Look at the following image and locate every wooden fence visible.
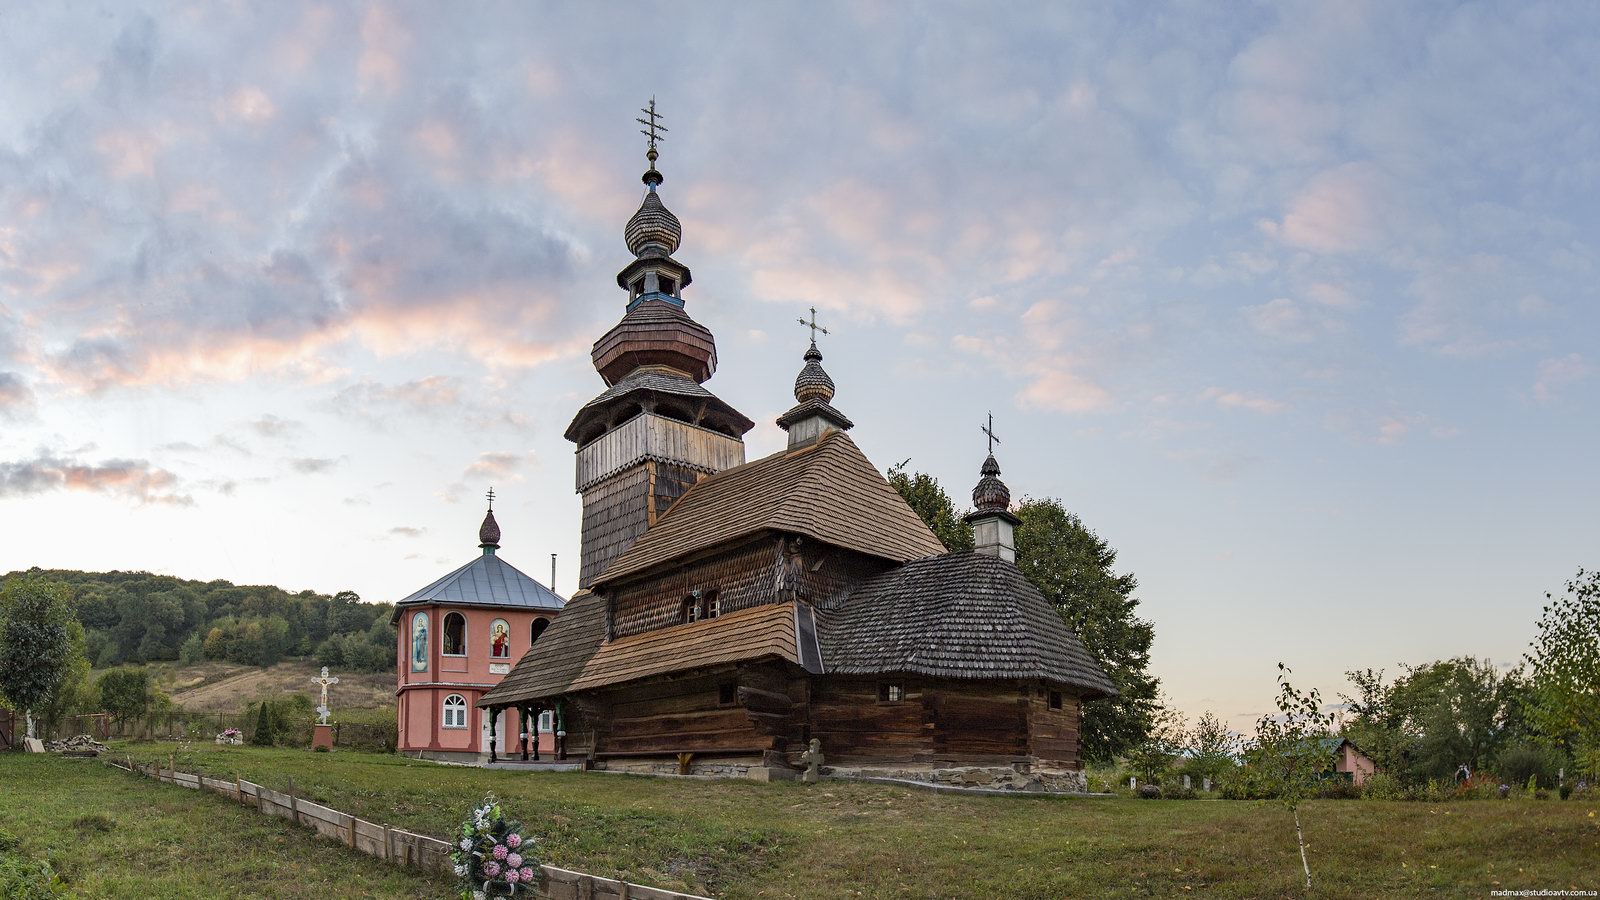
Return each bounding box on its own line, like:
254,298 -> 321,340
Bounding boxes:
102,756 -> 711,900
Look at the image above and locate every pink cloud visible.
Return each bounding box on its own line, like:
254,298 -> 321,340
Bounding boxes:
1016,369 -> 1112,414
1271,163 -> 1389,254
1200,386 -> 1286,414
1533,353 -> 1591,404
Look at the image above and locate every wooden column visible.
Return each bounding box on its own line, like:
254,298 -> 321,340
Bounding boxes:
520,707 -> 531,762
531,704 -> 541,761
488,706 -> 499,764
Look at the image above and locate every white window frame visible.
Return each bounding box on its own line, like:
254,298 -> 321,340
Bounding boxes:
442,693 -> 468,729
442,611 -> 468,657
538,710 -> 555,733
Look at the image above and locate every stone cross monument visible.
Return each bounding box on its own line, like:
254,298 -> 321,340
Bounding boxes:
312,666 -> 340,726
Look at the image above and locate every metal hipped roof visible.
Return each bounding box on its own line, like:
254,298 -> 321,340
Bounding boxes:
396,553 -> 566,612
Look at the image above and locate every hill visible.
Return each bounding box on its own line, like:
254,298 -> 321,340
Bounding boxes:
2,568 -> 395,673
141,658 -> 397,712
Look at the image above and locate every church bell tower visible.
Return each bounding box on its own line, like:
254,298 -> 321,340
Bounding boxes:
566,101 -> 753,589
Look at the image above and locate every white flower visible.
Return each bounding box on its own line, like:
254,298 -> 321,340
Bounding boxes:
472,892 -> 487,900
459,837 -> 474,852
453,864 -> 468,877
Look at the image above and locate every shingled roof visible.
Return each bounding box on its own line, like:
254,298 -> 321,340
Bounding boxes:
592,431 -> 946,587
815,552 -> 1118,698
479,596 -> 804,706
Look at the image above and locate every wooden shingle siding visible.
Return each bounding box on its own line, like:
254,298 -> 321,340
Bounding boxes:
610,536 -> 780,637
579,466 -> 652,589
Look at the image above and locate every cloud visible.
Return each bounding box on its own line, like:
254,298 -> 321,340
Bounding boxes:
249,415 -> 303,439
0,450 -> 191,505
1015,369 -> 1113,414
1533,353 -> 1591,404
289,457 -> 341,474
463,451 -> 529,481
389,526 -> 426,538
332,376 -> 464,418
0,373 -> 35,420
1268,163 -> 1392,255
1200,387 -> 1286,414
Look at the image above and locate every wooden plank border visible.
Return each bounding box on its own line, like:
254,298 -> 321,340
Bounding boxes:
100,757 -> 711,900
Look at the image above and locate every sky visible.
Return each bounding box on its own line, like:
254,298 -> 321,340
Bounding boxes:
1,1 -> 1597,735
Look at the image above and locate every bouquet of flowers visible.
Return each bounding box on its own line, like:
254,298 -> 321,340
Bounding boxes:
215,727 -> 243,745
451,794 -> 538,898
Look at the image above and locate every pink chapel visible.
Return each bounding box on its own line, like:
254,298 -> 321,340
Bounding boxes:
393,499 -> 566,762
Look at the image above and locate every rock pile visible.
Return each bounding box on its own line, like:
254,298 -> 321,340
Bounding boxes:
46,734 -> 108,755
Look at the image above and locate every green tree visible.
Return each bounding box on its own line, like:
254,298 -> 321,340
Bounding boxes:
1183,710 -> 1240,786
1245,664 -> 1337,891
1013,498 -> 1159,764
1525,568 -> 1600,777
36,619 -> 95,739
1126,702 -> 1185,785
96,667 -> 152,730
885,464 -> 973,551
1342,657 -> 1520,784
251,700 -> 274,746
0,577 -> 76,740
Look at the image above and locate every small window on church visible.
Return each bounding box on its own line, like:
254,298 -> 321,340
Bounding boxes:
443,612 -> 466,655
631,277 -> 645,298
682,596 -> 699,625
443,694 -> 467,729
530,617 -> 550,645
704,589 -> 721,619
719,682 -> 738,707
878,683 -> 904,703
659,277 -> 677,296
1050,691 -> 1063,711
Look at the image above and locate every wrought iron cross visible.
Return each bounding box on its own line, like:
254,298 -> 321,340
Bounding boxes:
486,487 -> 495,510
637,96 -> 668,150
797,306 -> 830,343
982,412 -> 1001,454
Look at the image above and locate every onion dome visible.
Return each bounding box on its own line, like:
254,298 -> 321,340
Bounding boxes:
625,190 -> 682,257
478,507 -> 501,551
971,454 -> 1012,514
793,341 -> 835,404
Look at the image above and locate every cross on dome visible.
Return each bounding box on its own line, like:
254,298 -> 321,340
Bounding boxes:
797,306 -> 831,343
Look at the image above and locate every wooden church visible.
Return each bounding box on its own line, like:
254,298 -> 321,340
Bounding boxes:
480,112 -> 1113,790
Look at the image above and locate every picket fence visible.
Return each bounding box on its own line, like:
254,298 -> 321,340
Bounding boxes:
103,756 -> 712,900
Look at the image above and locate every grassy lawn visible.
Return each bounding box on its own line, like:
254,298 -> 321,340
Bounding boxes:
79,743 -> 1600,898
0,753 -> 454,899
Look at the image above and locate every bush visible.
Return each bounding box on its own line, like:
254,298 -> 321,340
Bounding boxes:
1360,772 -> 1405,801
0,855 -> 64,899
1496,744 -> 1567,790
251,702 -> 273,746
1164,784 -> 1197,800
1316,777 -> 1360,800
1137,784 -> 1161,799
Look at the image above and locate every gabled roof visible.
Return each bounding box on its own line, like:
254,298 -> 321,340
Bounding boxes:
815,552 -> 1118,698
592,431 -> 946,587
479,596 -> 802,706
394,553 -> 565,615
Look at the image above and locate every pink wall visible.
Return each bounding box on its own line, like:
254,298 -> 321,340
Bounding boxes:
395,603 -> 558,754
1337,742 -> 1378,786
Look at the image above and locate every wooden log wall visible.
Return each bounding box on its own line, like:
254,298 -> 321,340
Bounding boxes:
809,678 -> 1046,768
1024,688 -> 1084,770
101,757 -> 711,900
594,666 -> 788,757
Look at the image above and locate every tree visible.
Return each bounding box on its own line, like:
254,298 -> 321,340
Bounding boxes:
1341,657 -> 1522,784
1184,710 -> 1240,785
251,700 -> 274,746
1013,498 -> 1159,763
885,465 -> 973,552
1246,664 -> 1337,891
1525,568 -> 1600,777
97,667 -> 152,730
1126,702 -> 1185,785
36,618 -> 95,739
885,469 -> 1160,763
0,577 -> 76,740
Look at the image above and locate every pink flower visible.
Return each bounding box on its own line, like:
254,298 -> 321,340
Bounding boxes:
520,866 -> 535,882
492,844 -> 508,861
504,868 -> 520,884
483,862 -> 501,878
505,833 -> 522,850
506,853 -> 523,869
